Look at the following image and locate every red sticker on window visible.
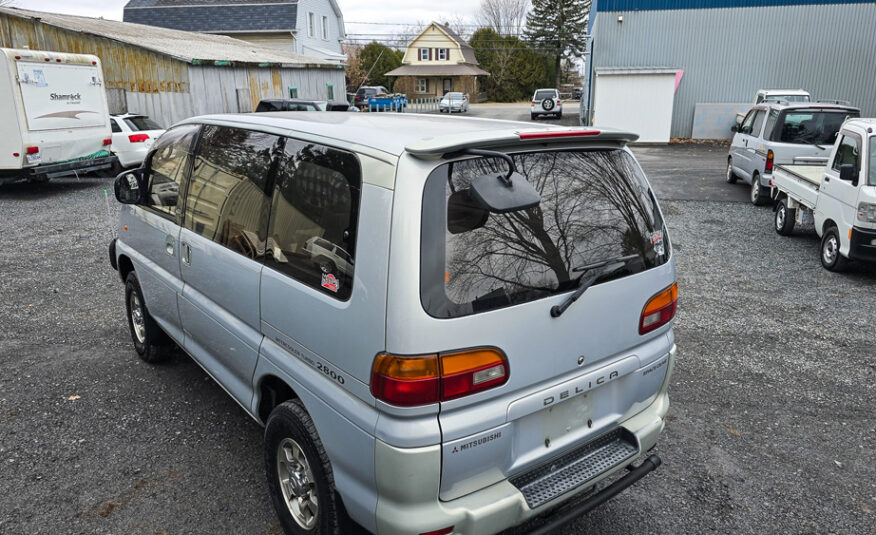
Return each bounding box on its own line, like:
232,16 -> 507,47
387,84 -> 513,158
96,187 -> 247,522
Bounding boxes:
321,273 -> 339,293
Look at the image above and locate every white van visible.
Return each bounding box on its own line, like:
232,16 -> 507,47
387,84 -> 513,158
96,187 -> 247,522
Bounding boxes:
0,48 -> 115,184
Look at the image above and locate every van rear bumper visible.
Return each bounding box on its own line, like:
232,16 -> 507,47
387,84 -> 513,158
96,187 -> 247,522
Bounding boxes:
373,345 -> 675,535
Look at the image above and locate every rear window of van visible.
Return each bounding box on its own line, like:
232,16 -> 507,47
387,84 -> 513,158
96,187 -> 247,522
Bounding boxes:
420,149 -> 669,318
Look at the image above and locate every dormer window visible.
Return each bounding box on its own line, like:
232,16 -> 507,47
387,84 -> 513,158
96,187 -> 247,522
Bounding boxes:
419,48 -> 429,61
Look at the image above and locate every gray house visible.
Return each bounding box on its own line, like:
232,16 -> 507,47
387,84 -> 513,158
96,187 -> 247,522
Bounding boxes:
123,0 -> 346,64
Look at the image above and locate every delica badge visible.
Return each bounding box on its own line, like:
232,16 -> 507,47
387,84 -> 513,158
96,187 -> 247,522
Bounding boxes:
651,231 -> 665,256
321,273 -> 339,293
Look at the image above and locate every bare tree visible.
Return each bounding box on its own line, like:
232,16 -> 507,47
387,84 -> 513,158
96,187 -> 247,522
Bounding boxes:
478,0 -> 530,36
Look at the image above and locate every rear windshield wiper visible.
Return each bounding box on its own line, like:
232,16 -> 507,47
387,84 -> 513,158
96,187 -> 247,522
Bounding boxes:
550,254 -> 641,318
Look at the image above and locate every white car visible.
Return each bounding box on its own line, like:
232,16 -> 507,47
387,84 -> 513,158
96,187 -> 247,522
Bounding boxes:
439,92 -> 469,113
110,114 -> 165,169
531,88 -> 562,120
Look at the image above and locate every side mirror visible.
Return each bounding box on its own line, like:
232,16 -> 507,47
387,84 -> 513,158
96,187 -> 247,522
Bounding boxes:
838,163 -> 858,185
730,124 -> 739,133
114,169 -> 145,204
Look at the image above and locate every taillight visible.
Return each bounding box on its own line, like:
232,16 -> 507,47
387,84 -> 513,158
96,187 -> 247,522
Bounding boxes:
765,149 -> 774,172
128,133 -> 149,143
371,348 -> 508,406
26,146 -> 39,154
420,528 -> 454,535
531,101 -> 536,106
639,282 -> 678,335
103,138 -> 112,146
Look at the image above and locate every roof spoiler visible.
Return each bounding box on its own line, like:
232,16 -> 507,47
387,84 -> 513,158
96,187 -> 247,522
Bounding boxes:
405,128 -> 639,160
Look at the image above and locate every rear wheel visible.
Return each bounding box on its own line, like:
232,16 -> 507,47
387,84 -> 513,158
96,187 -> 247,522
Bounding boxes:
820,226 -> 849,272
750,173 -> 767,206
124,271 -> 173,363
775,199 -> 796,236
266,400 -> 342,535
531,113 -> 537,120
726,158 -> 738,184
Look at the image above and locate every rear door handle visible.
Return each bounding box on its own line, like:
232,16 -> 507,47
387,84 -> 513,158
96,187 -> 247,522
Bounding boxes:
181,243 -> 192,265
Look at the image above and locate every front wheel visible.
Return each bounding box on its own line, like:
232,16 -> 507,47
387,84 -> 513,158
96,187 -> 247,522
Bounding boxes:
124,271 -> 173,363
750,173 -> 767,206
820,226 -> 849,272
266,400 -> 343,535
775,199 -> 796,236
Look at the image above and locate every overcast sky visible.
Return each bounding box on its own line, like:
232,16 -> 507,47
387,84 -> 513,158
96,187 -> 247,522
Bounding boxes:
8,1 -> 482,40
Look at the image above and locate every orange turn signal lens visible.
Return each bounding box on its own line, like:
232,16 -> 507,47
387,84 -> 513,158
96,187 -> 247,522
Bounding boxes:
640,282 -> 678,334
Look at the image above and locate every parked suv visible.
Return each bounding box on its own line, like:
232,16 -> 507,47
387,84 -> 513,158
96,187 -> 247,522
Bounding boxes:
531,88 -> 562,120
353,85 -> 390,108
728,101 -> 859,205
109,114 -> 677,535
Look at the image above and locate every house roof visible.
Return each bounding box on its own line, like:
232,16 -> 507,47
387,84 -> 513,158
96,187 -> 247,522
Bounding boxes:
124,0 -> 298,33
0,7 -> 337,67
431,22 -> 478,64
385,64 -> 489,77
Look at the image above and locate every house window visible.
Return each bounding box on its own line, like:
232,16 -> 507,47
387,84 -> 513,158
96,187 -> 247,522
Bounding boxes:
417,79 -> 429,93
327,83 -> 334,101
289,87 -> 298,98
308,12 -> 315,37
322,16 -> 328,39
419,48 -> 429,61
437,48 -> 447,61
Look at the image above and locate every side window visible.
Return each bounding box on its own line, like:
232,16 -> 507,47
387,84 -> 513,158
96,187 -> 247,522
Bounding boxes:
740,110 -> 757,134
145,125 -> 199,218
111,119 -> 122,133
831,135 -> 860,172
265,139 -> 361,300
764,110 -> 779,140
185,126 -> 278,260
750,110 -> 767,138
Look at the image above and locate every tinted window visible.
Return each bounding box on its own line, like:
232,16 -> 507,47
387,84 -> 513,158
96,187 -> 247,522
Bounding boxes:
145,125 -> 199,218
870,137 -> 876,186
124,116 -> 163,131
265,139 -> 361,300
831,135 -> 860,172
256,101 -> 282,112
777,110 -> 857,145
740,110 -> 757,134
185,126 -> 278,260
764,110 -> 779,139
750,110 -> 767,137
535,90 -> 556,100
111,119 -> 122,133
421,150 -> 669,318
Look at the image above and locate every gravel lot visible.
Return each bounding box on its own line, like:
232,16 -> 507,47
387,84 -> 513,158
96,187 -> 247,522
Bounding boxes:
1,144 -> 874,535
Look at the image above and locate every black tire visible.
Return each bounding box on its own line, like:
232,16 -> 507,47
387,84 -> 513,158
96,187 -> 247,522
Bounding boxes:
110,158 -> 124,177
265,400 -> 343,535
820,226 -> 849,272
542,99 -> 554,111
556,112 -> 563,120
775,198 -> 796,236
750,173 -> 767,206
531,113 -> 537,120
124,271 -> 172,363
726,158 -> 738,184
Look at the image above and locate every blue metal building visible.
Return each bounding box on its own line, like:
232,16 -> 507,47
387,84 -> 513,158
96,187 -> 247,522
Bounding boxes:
585,0 -> 876,138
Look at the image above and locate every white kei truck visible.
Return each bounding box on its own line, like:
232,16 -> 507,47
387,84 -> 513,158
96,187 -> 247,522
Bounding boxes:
770,118 -> 876,271
0,48 -> 116,185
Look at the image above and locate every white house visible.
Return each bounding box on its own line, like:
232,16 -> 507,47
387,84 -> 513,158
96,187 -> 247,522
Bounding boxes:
123,0 -> 346,64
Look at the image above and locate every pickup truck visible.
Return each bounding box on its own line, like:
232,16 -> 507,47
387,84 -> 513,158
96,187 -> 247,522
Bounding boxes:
769,118 -> 876,271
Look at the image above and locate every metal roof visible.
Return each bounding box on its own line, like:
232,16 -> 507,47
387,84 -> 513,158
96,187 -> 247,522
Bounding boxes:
123,1 -> 297,33
385,64 -> 490,77
596,0 -> 875,11
0,7 -> 334,66
175,112 -> 637,157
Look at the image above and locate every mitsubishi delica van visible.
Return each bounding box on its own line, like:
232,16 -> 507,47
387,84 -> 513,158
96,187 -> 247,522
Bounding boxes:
109,113 -> 678,535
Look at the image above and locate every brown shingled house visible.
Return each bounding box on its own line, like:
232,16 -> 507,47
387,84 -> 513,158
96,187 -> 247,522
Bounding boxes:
385,22 -> 488,98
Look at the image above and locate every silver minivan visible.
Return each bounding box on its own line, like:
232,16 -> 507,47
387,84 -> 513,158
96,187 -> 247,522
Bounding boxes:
728,101 -> 859,205
109,113 -> 678,535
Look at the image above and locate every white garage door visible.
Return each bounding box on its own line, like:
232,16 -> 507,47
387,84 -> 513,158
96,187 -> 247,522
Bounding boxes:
593,69 -> 678,143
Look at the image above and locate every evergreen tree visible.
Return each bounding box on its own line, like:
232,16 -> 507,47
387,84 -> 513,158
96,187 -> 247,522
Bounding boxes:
525,0 -> 590,88
471,28 -> 552,102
